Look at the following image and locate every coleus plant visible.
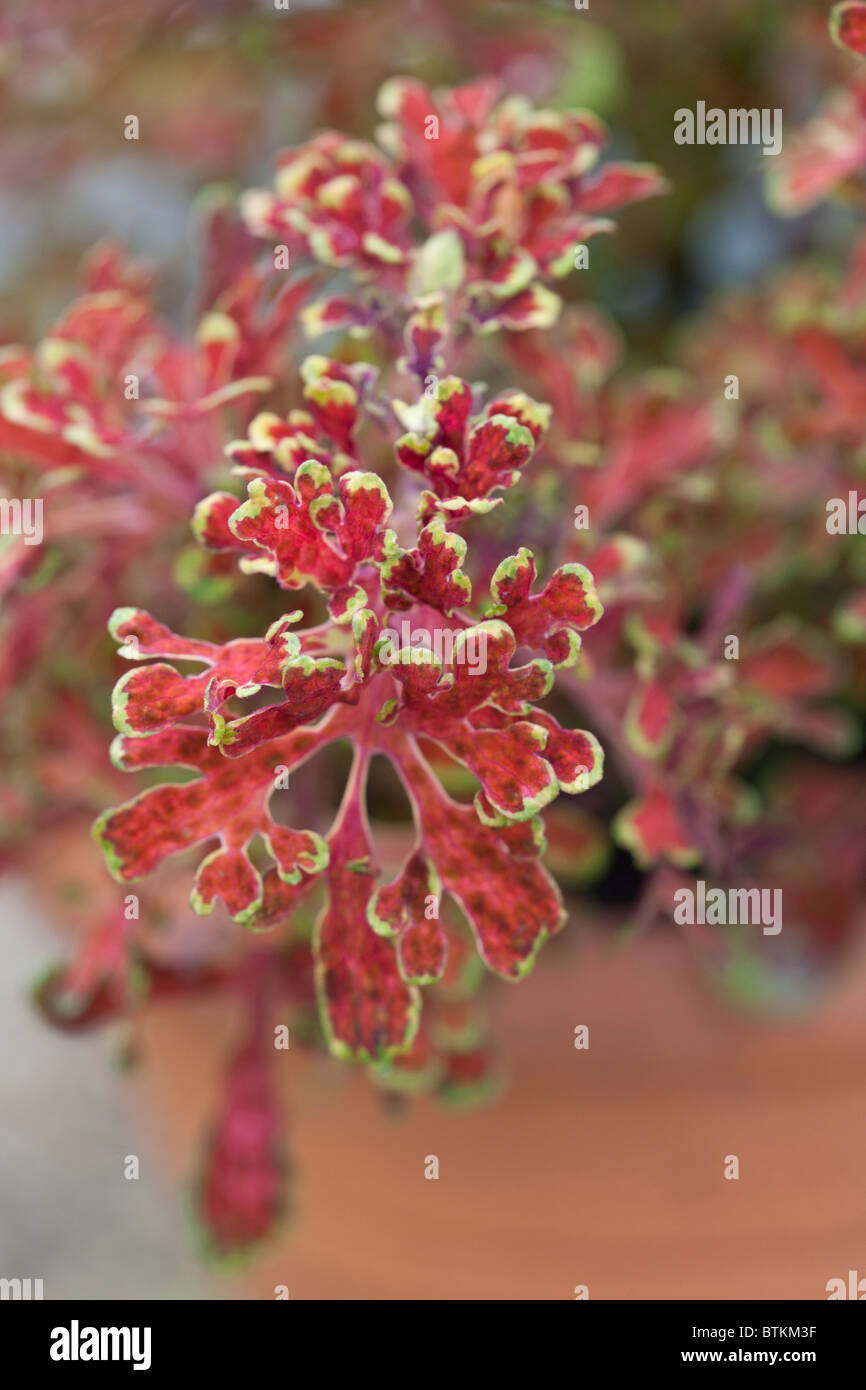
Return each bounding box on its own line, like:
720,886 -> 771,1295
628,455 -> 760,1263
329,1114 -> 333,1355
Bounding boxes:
20,17 -> 864,1263
0,218 -> 311,843
462,5 -> 866,984
41,75 -> 663,1257
501,290 -> 863,972
241,74 -> 666,352
767,2 -> 866,214
93,353 -> 606,1060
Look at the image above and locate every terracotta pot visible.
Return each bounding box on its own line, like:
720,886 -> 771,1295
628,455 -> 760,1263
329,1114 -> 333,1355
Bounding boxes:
131,927 -> 866,1300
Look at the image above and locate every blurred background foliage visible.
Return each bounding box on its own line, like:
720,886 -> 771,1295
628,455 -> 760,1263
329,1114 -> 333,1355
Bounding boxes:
0,0 -> 856,347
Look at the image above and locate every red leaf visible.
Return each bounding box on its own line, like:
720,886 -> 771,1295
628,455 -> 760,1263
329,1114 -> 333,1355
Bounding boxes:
387,738 -> 566,978
487,550 -> 603,667
315,767 -> 419,1060
831,3 -> 866,56
198,1036 -> 284,1260
94,720 -> 331,925
614,782 -> 700,868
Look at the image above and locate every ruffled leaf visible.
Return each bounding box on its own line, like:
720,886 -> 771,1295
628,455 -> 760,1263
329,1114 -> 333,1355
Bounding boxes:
486,550 -> 603,667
